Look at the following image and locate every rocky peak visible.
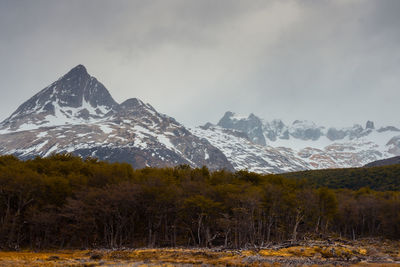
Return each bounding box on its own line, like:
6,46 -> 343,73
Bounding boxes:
217,111 -> 235,129
63,64 -> 88,78
289,120 -> 324,141
54,64 -> 118,110
120,98 -> 145,111
263,119 -> 289,141
327,127 -> 346,141
0,65 -> 118,132
366,120 -> 375,130
217,112 -> 266,146
117,98 -> 160,120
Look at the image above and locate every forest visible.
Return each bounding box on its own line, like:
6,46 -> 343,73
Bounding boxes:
0,154 -> 399,250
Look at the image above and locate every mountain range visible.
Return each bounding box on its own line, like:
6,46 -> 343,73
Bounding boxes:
1,65 -> 399,173
192,112 -> 400,172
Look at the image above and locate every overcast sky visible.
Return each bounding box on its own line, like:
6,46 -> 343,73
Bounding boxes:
0,0 -> 399,128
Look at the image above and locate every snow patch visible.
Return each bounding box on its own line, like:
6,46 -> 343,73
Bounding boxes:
98,124 -> 114,134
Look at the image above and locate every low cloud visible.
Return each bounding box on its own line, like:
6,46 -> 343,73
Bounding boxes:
0,0 -> 399,128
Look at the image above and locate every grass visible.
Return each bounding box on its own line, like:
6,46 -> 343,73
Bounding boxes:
0,240 -> 399,266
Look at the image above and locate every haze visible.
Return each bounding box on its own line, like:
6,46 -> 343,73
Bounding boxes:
0,0 -> 399,128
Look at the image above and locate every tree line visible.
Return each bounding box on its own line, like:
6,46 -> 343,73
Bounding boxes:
0,154 -> 399,250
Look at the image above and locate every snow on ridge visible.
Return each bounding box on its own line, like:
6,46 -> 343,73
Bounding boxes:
270,135 -> 332,151
231,113 -> 248,121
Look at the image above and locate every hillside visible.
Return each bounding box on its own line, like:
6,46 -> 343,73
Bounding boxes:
282,164 -> 400,191
364,156 -> 400,167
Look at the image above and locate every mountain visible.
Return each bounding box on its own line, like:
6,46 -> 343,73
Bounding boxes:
364,156 -> 400,167
193,111 -> 400,172
0,65 -> 233,171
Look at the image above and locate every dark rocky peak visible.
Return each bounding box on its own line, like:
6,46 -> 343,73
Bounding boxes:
246,113 -> 264,129
1,65 -> 119,130
289,120 -> 324,141
53,64 -> 118,110
366,120 -> 375,130
217,111 -> 266,146
218,111 -> 263,127
327,127 -> 346,141
118,98 -> 159,118
120,98 -> 145,110
11,65 -> 117,115
63,64 -> 88,79
217,111 -> 235,128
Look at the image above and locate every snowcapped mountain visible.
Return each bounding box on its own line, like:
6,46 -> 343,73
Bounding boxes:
192,112 -> 400,173
0,65 -> 118,133
2,65 -> 398,174
0,65 -> 233,171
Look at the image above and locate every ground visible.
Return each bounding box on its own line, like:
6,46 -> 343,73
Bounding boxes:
0,239 -> 399,266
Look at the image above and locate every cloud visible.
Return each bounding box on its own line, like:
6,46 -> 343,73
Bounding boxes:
0,0 -> 399,128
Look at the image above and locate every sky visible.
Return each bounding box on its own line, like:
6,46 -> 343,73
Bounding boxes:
0,0 -> 399,128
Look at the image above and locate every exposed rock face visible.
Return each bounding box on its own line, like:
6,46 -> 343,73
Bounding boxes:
0,65 -> 233,171
289,120 -> 324,141
366,120 -> 375,130
264,119 -> 289,141
217,112 -> 266,146
327,128 -> 346,141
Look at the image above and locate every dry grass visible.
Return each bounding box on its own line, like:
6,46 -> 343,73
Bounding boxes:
0,240 -> 399,266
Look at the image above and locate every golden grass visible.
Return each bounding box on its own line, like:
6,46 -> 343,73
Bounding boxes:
0,241 -> 398,267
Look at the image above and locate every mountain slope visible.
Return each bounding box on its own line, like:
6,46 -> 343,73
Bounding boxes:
282,164 -> 400,191
0,65 -> 233,171
191,124 -> 309,173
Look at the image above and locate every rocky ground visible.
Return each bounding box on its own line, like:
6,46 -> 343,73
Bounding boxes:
0,239 -> 399,266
